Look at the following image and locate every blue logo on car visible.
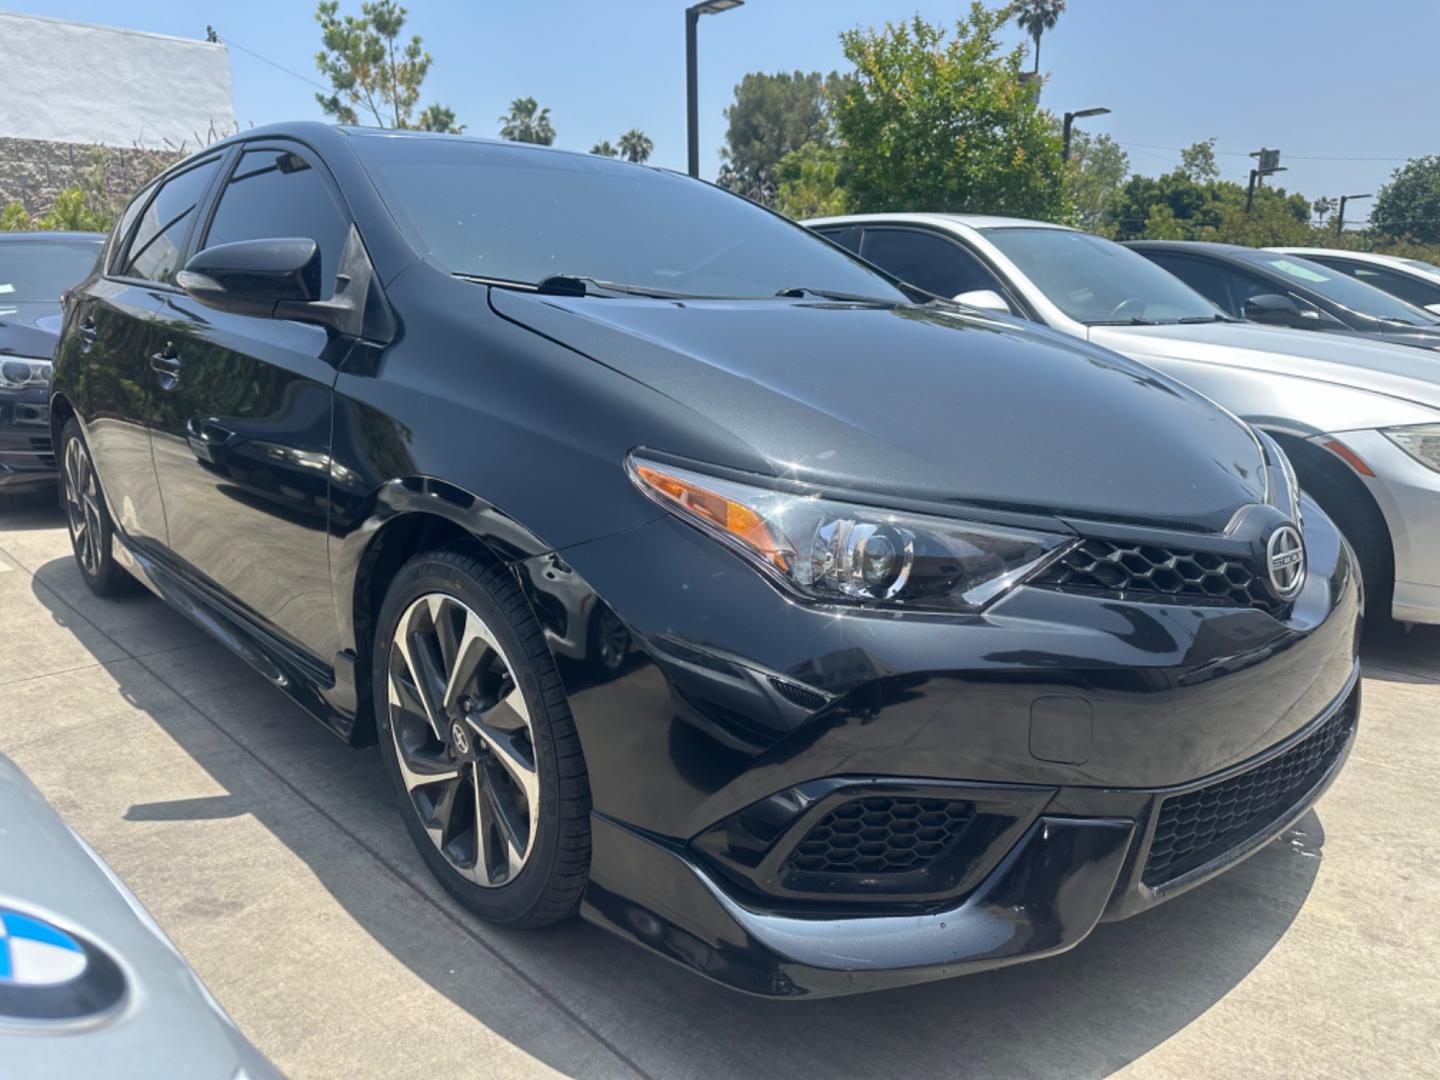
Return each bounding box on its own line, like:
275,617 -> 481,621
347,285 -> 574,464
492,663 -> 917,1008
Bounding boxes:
0,910 -> 88,987
0,906 -> 125,1024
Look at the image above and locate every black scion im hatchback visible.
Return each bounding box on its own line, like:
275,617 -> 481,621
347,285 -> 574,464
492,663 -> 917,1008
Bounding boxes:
51,125 -> 1360,998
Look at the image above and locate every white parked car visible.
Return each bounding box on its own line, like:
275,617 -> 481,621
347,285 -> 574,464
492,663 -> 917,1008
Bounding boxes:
1268,247 -> 1440,317
807,213 -> 1440,625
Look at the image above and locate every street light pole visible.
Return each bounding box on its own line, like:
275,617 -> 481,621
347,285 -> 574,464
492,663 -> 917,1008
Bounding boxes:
685,0 -> 744,178
1061,107 -> 1110,164
1336,193 -> 1372,236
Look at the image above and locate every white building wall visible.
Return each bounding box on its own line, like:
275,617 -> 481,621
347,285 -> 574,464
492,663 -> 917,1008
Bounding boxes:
0,11 -> 236,151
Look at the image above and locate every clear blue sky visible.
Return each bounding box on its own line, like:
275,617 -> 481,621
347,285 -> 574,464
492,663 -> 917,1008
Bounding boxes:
7,0 -> 1437,223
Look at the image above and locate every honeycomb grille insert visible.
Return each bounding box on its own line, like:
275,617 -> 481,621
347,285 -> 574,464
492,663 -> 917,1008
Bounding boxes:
1034,538 -> 1285,615
787,797 -> 974,875
1143,694 -> 1356,888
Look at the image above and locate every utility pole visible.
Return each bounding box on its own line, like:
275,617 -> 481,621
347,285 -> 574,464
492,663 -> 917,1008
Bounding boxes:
1061,107 -> 1111,164
1336,193 -> 1372,236
1246,148 -> 1286,215
685,0 -> 744,178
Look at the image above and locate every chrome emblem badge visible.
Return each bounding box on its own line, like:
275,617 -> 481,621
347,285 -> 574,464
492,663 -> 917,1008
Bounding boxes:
1266,525 -> 1306,599
451,722 -> 471,756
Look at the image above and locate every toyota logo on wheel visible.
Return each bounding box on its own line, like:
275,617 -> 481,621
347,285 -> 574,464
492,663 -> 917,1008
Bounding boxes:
1266,525 -> 1306,599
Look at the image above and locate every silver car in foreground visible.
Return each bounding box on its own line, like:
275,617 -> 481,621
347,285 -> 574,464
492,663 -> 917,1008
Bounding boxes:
0,754 -> 280,1079
807,213 -> 1440,625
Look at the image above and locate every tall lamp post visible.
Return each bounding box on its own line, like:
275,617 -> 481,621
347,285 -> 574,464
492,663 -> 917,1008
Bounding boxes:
1061,107 -> 1110,163
1336,193 -> 1372,236
686,0 -> 744,178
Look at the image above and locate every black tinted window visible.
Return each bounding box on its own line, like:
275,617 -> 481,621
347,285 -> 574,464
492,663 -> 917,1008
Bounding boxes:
1144,253 -> 1246,316
352,137 -> 907,301
860,228 -> 1001,300
122,156 -> 221,284
1343,263 -> 1440,309
203,149 -> 349,298
0,239 -> 102,301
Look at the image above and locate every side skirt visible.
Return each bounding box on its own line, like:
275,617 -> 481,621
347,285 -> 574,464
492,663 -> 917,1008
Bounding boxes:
114,536 -> 359,741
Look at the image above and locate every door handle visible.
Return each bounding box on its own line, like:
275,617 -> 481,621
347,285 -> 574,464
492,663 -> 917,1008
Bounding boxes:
150,347 -> 182,390
79,318 -> 97,353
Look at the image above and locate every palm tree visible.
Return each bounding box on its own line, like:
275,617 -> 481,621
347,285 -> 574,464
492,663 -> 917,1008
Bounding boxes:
1013,0 -> 1066,76
617,129 -> 654,164
591,140 -> 618,157
498,97 -> 555,145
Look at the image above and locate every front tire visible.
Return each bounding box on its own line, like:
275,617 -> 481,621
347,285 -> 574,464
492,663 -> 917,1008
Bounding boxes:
60,419 -> 130,597
372,545 -> 591,927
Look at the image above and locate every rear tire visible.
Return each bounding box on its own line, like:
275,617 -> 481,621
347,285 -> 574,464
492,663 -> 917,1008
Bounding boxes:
372,544 -> 591,927
59,419 -> 131,597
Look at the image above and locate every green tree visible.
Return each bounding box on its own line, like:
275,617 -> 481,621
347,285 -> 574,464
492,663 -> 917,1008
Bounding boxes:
1372,156 -> 1440,243
835,8 -> 1069,220
498,97 -> 555,145
0,201 -> 31,231
313,0 -> 459,130
618,129 -> 654,164
1066,130 -> 1129,232
1179,138 -> 1220,183
415,103 -> 463,134
1012,0 -> 1066,76
719,71 -> 850,200
772,142 -> 847,220
591,140 -> 618,158
37,189 -> 109,232
1312,196 -> 1337,226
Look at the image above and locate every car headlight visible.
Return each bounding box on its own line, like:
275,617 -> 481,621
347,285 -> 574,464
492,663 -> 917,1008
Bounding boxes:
629,455 -> 1073,612
0,356 -> 52,390
1383,424 -> 1440,473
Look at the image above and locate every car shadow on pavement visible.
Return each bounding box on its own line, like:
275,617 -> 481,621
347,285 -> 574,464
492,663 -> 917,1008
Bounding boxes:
30,557 -> 1330,1080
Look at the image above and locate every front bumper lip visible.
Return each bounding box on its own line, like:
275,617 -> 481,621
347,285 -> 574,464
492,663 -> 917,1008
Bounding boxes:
580,665 -> 1358,998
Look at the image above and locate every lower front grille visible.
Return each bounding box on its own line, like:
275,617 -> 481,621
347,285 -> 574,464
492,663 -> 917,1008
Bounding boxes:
787,796 -> 973,875
1142,692 -> 1357,888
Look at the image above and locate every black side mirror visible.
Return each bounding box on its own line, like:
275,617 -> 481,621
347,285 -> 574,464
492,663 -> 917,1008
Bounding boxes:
1243,292 -> 1314,328
177,238 -> 322,319
176,228 -> 396,342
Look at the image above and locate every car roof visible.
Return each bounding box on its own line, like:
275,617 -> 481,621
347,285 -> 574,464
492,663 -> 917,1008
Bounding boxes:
1125,240 -> 1258,257
804,212 -> 1078,233
0,231 -> 104,242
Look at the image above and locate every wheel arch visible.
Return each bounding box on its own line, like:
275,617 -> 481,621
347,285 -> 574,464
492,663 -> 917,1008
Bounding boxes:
338,477 -> 553,745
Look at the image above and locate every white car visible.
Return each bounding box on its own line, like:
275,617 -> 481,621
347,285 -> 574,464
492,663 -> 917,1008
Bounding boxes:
1268,247 -> 1440,317
807,213 -> 1440,625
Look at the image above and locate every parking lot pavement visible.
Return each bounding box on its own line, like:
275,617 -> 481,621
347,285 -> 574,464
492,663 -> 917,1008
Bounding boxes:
1,501 -> 1437,1080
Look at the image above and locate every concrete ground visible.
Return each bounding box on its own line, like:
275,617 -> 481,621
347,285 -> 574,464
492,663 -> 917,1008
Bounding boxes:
1,500 -> 1437,1080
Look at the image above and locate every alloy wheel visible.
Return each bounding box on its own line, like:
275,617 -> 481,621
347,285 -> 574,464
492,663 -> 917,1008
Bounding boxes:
63,436 -> 102,577
387,593 -> 540,887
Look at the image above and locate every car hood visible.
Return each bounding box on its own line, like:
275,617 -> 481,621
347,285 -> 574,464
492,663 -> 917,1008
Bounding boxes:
0,301 -> 62,359
491,291 -> 1268,533
1089,320 -> 1440,412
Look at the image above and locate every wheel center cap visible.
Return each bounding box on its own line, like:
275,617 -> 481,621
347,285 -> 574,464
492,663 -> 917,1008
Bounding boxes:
451,722 -> 471,756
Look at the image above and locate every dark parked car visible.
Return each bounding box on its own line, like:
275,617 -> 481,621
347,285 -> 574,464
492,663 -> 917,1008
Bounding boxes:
51,124 -> 1360,998
0,232 -> 103,499
1128,240 -> 1440,350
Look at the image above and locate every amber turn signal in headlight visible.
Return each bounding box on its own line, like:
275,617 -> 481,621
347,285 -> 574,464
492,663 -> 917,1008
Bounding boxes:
628,455 -> 1073,613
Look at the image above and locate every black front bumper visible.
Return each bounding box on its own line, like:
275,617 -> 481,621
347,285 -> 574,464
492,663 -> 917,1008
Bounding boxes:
529,493 -> 1361,997
580,672 -> 1357,998
0,390 -> 56,491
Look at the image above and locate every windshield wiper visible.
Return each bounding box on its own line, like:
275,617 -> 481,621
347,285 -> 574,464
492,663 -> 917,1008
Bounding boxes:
775,285 -> 898,305
1086,317 -> 1158,326
536,275 -> 691,299
1177,313 -> 1235,324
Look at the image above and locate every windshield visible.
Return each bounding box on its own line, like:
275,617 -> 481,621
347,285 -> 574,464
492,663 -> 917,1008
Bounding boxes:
0,239 -> 100,304
353,136 -> 908,302
982,227 -> 1222,325
1240,252 -> 1440,326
